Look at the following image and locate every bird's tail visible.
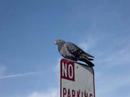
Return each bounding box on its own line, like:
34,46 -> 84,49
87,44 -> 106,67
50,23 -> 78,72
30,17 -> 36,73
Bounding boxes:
80,53 -> 94,61
80,58 -> 94,67
79,54 -> 94,67
84,60 -> 94,67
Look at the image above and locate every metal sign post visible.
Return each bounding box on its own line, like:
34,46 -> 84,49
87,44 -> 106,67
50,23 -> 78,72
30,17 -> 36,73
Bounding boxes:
60,58 -> 95,97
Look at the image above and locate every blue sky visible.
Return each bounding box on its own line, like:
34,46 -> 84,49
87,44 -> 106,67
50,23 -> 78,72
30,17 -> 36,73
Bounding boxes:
0,0 -> 130,97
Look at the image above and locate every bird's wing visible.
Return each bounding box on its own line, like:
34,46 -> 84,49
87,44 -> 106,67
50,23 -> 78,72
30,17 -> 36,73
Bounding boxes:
66,42 -> 94,58
65,42 -> 80,54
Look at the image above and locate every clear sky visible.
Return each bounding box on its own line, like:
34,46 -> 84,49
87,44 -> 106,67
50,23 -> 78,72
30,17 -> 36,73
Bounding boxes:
0,0 -> 130,97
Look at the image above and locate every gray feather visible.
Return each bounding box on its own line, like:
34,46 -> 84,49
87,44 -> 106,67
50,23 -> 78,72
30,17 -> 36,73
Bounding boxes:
55,39 -> 94,67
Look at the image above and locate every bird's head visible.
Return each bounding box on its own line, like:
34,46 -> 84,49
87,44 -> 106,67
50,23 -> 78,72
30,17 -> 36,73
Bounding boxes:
54,39 -> 65,46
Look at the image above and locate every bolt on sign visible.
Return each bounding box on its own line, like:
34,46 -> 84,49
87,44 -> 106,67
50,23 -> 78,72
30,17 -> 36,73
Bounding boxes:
60,58 -> 95,97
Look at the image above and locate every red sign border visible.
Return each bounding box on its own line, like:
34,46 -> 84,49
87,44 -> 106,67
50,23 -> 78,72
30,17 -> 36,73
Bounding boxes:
60,58 -> 75,81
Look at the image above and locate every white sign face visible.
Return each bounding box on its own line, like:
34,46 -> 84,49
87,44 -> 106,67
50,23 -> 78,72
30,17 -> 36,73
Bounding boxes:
60,58 -> 95,97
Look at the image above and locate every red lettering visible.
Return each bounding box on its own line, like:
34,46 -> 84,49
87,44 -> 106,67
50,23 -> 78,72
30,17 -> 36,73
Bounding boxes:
62,88 -> 94,97
72,90 -> 75,97
81,91 -> 83,97
68,89 -> 71,97
77,90 -> 80,97
84,90 -> 88,97
89,93 -> 93,97
68,64 -> 74,79
61,59 -> 75,81
63,88 -> 67,97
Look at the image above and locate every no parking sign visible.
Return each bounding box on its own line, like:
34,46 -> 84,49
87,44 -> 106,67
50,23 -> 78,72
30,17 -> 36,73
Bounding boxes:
60,58 -> 95,97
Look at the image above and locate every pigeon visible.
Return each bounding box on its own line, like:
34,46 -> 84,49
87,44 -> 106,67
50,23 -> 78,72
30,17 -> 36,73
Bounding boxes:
55,39 -> 94,67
